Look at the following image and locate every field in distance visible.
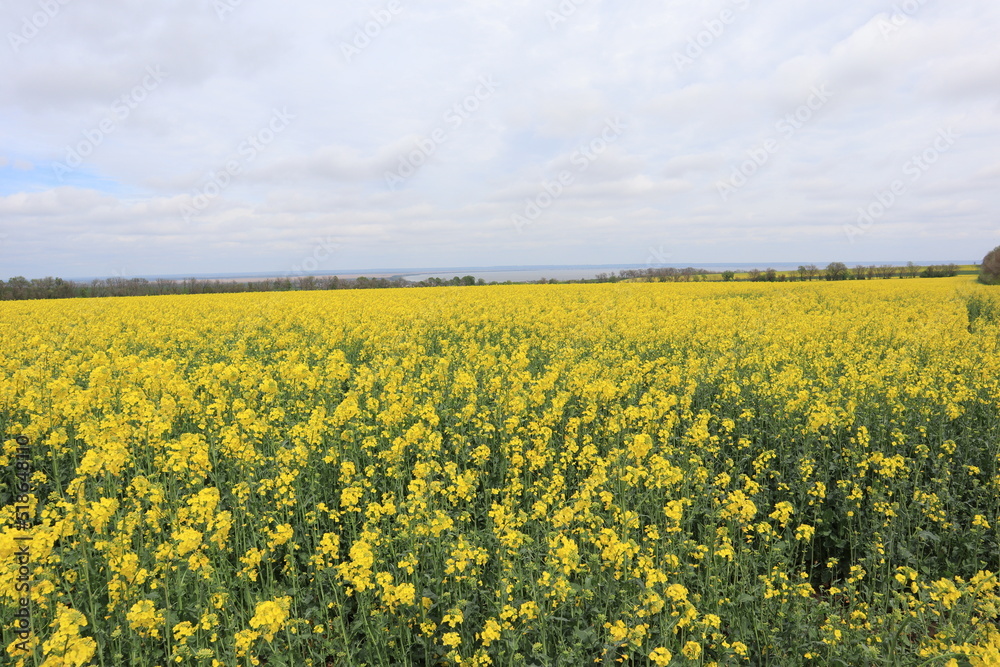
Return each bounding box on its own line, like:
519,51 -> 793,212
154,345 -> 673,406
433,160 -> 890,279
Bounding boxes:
1,277 -> 998,666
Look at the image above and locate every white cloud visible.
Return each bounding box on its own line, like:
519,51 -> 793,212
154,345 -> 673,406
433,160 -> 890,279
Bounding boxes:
0,0 -> 997,278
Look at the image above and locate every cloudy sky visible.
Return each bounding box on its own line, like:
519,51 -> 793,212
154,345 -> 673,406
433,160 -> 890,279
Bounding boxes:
1,0 -> 998,279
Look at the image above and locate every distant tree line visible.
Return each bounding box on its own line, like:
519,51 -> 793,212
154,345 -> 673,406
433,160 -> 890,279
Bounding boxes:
0,263 -> 967,301
418,276 -> 485,287
0,272 -> 505,300
595,262 -> 961,284
594,267 -> 712,282
739,262 -> 960,282
0,274 -> 411,301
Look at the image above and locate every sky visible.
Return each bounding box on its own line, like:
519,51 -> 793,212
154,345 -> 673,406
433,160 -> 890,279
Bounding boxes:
1,0 -> 998,280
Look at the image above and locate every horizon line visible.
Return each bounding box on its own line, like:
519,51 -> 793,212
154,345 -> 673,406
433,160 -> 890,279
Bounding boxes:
8,259 -> 977,283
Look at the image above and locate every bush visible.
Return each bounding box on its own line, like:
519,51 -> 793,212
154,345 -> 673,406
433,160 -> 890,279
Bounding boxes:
980,246 -> 1000,285
920,264 -> 959,278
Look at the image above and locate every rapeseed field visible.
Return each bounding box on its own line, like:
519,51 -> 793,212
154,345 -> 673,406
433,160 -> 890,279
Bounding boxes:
1,277 -> 998,665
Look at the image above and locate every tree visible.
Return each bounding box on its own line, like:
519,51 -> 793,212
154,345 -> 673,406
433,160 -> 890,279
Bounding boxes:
825,262 -> 848,281
7,276 -> 29,299
980,247 -> 1000,285
877,265 -> 898,279
721,270 -> 735,282
921,264 -> 959,278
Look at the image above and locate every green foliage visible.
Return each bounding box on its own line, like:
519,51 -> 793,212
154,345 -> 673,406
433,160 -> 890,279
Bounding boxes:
920,264 -> 959,278
966,292 -> 1000,332
979,246 -> 1000,285
824,262 -> 848,281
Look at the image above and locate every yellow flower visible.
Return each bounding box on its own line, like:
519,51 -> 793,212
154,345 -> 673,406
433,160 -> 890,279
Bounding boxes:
126,600 -> 165,638
249,596 -> 293,641
606,620 -> 628,642
479,618 -> 502,647
210,511 -> 233,548
682,641 -> 702,660
234,629 -> 259,657
929,578 -> 961,610
795,524 -> 815,542
443,607 -> 464,627
769,501 -> 794,528
721,490 -> 757,524
40,606 -> 97,667
650,647 -> 673,665
173,621 -> 196,643
239,547 -> 264,581
665,583 -> 689,602
87,497 -> 120,534
267,523 -> 294,548
186,486 -> 221,524
174,527 -> 203,556
166,433 -> 212,479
